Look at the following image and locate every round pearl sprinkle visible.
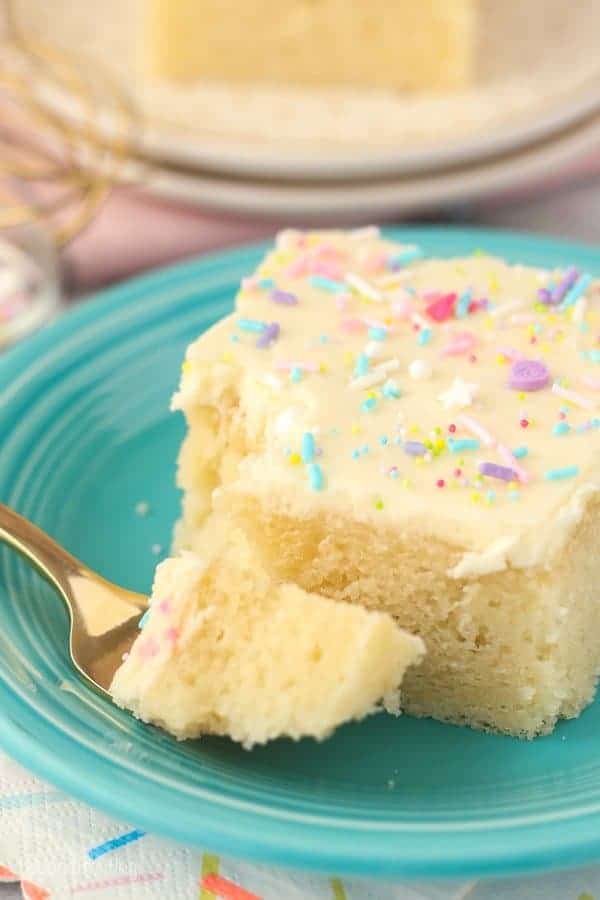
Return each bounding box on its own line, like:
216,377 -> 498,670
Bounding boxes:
408,359 -> 432,380
508,358 -> 550,392
436,479 -> 445,488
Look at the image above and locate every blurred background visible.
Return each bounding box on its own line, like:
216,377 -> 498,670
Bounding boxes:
0,0 -> 599,350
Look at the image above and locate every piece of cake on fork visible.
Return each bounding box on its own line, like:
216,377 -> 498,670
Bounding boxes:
172,227 -> 600,739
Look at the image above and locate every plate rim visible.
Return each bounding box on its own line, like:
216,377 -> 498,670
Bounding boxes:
2,226 -> 600,881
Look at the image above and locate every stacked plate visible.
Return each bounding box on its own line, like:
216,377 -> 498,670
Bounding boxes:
13,0 -> 600,222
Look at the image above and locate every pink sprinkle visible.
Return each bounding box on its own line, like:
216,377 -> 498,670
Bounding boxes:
497,345 -> 523,361
340,317 -> 366,333
362,251 -> 387,274
422,291 -> 443,302
457,414 -> 496,447
335,294 -> 350,311
426,293 -> 457,322
311,259 -> 343,279
552,383 -> 595,411
241,276 -> 260,291
510,314 -> 537,325
286,254 -> 310,278
165,627 -> 179,643
361,316 -> 389,329
581,374 -> 600,391
139,638 -> 159,659
440,331 -> 477,357
497,444 -> 529,483
158,599 -> 171,614
391,296 -> 414,319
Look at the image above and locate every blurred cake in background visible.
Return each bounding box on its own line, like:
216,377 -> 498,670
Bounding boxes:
144,0 -> 477,91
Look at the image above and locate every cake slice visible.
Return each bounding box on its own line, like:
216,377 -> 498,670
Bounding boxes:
144,0 -> 477,91
173,227 -> 600,739
110,533 -> 424,746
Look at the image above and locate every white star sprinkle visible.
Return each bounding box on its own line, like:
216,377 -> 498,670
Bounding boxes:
438,377 -> 480,410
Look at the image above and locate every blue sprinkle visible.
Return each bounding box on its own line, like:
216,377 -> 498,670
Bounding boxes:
368,327 -> 388,341
361,444 -> 370,454
361,397 -> 377,412
508,490 -> 521,502
301,432 -> 315,463
238,318 -> 267,333
455,290 -> 472,319
512,446 -> 529,459
355,353 -> 370,377
379,435 -> 388,446
589,350 -> 600,364
382,379 -> 401,399
544,465 -> 580,481
319,334 -> 329,344
138,610 -> 150,630
417,327 -> 433,346
258,278 -> 275,290
308,463 -> 324,491
553,421 -> 570,436
389,469 -> 400,480
579,322 -> 591,333
351,449 -> 361,459
448,438 -> 480,453
393,435 -> 403,445
230,334 -> 240,343
290,366 -> 302,383
486,490 -> 496,504
386,246 -> 424,269
559,273 -> 593,310
591,418 -> 600,428
309,275 -> 347,294
534,323 -> 544,334
560,406 -> 570,414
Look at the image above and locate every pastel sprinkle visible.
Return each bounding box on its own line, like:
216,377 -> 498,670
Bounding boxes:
417,327 -> 433,346
440,331 -> 477,357
404,440 -> 427,456
448,438 -> 480,452
368,327 -> 388,341
497,443 -> 529,483
455,290 -> 472,318
258,277 -> 276,290
379,435 -> 388,445
550,267 -> 579,304
486,490 -> 496,504
457,414 -> 496,447
551,382 -> 595,410
349,358 -> 400,390
553,421 -> 571,436
256,322 -> 280,348
290,366 -> 302,383
408,359 -> 432,380
479,462 -> 517,482
309,275 -> 347,293
355,353 -> 370,376
361,397 -> 377,412
307,463 -> 324,491
512,446 -> 529,458
238,318 -> 267,332
387,246 -> 424,268
271,289 -> 298,306
508,490 -> 521,501
544,465 -> 580,481
559,273 -> 593,310
508,359 -> 550,391
340,317 -> 366,333
382,378 -> 401,398
345,272 -> 383,302
301,432 -> 315,462
426,293 -> 457,322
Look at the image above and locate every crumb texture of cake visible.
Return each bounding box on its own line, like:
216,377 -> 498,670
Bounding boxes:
172,228 -> 600,739
110,534 -> 424,746
144,0 -> 476,91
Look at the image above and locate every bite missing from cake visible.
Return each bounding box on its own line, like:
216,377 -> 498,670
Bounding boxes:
172,227 -> 600,739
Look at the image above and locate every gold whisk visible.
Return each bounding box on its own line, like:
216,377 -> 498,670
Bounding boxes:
0,3 -> 142,247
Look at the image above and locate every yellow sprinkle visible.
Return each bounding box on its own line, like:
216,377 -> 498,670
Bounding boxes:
534,302 -> 547,314
518,391 -> 525,401
433,438 -> 446,454
496,354 -> 508,365
351,423 -> 362,434
319,363 -> 329,374
289,452 -> 301,465
547,313 -> 558,323
221,352 -> 233,363
181,360 -> 192,374
488,274 -> 500,294
484,317 -> 494,330
408,424 -> 420,434
541,343 -> 551,353
367,390 -> 377,399
424,439 -> 433,449
471,491 -> 482,503
433,426 -> 442,436
307,233 -> 322,246
401,478 -> 412,489
415,458 -> 424,467
374,498 -> 384,510
458,457 -> 465,467
343,351 -> 354,368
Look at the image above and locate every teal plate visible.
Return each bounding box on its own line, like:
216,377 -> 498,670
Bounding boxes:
2,228 -> 600,881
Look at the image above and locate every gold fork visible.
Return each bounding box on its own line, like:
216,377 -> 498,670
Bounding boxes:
0,503 -> 148,693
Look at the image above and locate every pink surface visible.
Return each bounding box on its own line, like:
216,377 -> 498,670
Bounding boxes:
62,188 -> 276,292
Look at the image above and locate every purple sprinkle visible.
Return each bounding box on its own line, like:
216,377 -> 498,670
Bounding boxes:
550,267 -> 579,304
256,322 -> 280,348
403,440 -> 427,457
508,358 -> 550,391
537,287 -> 552,303
271,289 -> 298,306
479,462 -> 517,482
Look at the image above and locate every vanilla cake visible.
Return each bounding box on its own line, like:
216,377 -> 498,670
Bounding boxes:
144,0 -> 477,91
110,532 -> 424,746
172,228 -> 600,739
